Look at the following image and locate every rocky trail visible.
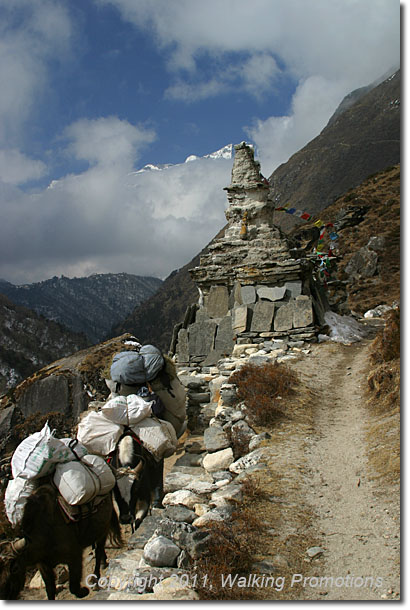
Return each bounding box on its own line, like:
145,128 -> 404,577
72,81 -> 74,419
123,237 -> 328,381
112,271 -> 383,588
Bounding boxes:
22,337 -> 400,602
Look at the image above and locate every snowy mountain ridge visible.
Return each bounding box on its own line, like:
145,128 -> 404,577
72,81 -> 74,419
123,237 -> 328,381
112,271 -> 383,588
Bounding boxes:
134,143 -> 233,175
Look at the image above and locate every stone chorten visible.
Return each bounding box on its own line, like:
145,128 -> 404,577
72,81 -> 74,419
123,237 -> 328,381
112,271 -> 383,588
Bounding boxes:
174,142 -> 319,366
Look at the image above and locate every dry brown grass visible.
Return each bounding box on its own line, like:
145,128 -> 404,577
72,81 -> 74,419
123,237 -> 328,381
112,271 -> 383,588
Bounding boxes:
366,310 -> 400,483
11,411 -> 74,446
369,308 -> 400,365
229,362 -> 298,426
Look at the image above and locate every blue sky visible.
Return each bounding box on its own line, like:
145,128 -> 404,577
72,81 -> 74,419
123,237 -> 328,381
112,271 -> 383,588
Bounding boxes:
0,0 -> 400,284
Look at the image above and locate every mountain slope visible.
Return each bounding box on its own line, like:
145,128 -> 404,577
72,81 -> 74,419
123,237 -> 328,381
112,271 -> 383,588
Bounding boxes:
270,70 -> 400,231
0,273 -> 162,344
0,294 -> 89,394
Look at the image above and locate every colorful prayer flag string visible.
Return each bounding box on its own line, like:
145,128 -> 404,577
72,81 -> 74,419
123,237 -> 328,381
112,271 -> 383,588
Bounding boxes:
274,203 -> 312,221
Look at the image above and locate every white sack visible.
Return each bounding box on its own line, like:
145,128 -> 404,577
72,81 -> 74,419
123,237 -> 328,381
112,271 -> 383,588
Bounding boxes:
102,395 -> 152,425
53,454 -> 116,505
5,477 -> 37,526
11,423 -> 80,480
131,417 -> 178,461
77,411 -> 123,456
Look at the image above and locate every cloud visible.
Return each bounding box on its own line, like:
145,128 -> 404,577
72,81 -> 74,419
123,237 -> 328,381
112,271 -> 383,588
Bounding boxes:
63,117 -> 157,169
96,0 -> 399,96
96,0 -> 399,174
0,128 -> 232,283
0,0 -> 72,144
0,1 -> 73,197
246,76 -> 350,174
165,52 -> 280,102
0,149 -> 47,185
165,78 -> 226,103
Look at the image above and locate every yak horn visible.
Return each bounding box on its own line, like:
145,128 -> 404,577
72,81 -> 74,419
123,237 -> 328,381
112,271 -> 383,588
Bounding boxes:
115,459 -> 144,479
132,460 -> 144,476
11,538 -> 26,553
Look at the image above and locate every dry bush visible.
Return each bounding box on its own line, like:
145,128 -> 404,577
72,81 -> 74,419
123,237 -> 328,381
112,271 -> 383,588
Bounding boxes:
194,477 -> 268,600
367,308 -> 401,416
366,310 -> 400,483
229,362 -> 298,426
370,308 -> 400,365
367,361 -> 400,412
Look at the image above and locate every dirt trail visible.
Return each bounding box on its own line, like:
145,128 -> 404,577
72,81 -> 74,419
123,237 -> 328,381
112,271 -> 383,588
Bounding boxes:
293,340 -> 400,600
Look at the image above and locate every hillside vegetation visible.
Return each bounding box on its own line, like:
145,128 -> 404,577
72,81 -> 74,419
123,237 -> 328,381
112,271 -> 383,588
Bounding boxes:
291,164 -> 400,315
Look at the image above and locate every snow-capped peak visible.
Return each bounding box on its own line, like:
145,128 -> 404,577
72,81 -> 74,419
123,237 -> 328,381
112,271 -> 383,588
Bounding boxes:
133,144 -> 233,175
185,144 -> 233,163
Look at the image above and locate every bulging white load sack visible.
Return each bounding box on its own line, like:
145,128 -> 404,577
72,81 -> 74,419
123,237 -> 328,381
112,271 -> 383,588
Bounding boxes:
53,454 -> 116,505
77,411 -> 123,456
11,423 -> 81,480
102,395 -> 152,426
5,477 -> 37,526
131,417 -> 177,461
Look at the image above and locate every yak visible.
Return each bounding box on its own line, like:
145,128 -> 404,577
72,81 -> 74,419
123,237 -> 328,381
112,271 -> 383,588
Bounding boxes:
0,484 -> 123,600
112,430 -> 164,532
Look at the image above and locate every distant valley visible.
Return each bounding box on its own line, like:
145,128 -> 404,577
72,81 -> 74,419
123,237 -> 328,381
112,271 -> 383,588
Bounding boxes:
0,273 -> 162,344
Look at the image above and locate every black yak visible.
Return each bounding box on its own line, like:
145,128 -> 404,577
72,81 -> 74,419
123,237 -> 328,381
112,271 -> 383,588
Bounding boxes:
0,484 -> 123,600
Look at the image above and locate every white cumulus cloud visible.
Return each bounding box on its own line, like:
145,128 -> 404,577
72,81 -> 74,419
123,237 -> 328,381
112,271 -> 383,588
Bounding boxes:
0,149 -> 47,185
63,117 -> 157,169
247,76 -> 351,174
0,128 -> 232,283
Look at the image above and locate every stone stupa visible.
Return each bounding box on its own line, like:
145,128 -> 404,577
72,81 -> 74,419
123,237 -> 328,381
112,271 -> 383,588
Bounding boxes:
173,142 -> 322,366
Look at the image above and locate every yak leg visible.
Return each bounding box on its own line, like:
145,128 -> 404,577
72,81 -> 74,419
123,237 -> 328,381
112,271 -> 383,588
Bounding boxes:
38,564 -> 56,600
133,498 -> 150,530
152,459 -> 164,508
67,552 -> 89,598
94,537 -> 108,581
